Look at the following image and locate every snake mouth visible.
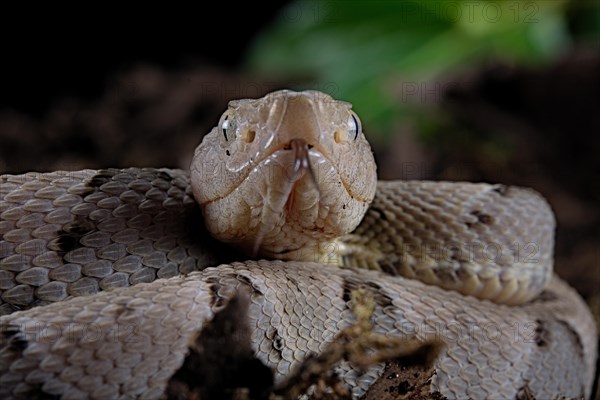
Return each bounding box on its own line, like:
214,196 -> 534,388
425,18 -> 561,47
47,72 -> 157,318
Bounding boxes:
200,135 -> 369,209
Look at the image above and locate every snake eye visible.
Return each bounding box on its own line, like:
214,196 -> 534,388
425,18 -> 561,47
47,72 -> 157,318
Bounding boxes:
221,115 -> 230,141
334,112 -> 362,144
348,112 -> 361,140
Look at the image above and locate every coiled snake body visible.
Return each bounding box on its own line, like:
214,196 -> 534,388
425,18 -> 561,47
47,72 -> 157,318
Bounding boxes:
0,90 -> 596,399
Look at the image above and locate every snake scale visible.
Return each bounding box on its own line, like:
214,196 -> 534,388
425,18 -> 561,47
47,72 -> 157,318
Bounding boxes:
0,90 -> 596,399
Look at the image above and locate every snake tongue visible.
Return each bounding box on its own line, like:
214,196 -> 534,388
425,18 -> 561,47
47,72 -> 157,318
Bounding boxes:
290,138 -> 320,197
251,138 -> 320,256
268,138 -> 320,215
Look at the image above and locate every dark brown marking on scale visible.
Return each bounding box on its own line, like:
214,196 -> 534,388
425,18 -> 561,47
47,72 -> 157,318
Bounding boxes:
557,319 -> 585,361
534,319 -> 549,347
56,218 -> 96,255
470,210 -> 493,225
87,169 -> 118,188
235,274 -> 264,296
369,206 -> 387,221
342,277 -> 393,308
342,277 -> 353,303
156,170 -> 173,182
9,384 -> 59,400
2,325 -> 28,354
206,277 -> 226,309
270,327 -> 285,361
515,384 -> 536,400
492,184 -> 509,196
529,290 -> 559,304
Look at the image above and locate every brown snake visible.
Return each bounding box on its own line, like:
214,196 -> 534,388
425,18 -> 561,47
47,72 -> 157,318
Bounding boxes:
0,90 -> 596,399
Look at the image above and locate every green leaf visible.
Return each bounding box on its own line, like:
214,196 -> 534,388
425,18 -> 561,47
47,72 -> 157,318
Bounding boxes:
245,0 -> 572,139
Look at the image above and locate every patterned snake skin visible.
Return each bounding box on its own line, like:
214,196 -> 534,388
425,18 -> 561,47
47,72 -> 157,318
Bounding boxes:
0,168 -> 596,399
0,90 -> 597,399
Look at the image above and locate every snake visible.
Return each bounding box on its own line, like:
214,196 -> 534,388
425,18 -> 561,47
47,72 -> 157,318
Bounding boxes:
0,90 -> 596,399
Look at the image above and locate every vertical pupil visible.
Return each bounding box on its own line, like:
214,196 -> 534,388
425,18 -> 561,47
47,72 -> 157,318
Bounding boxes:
222,117 -> 229,141
351,115 -> 359,140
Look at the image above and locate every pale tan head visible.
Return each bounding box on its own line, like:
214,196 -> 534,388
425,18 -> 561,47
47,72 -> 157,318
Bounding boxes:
191,90 -> 377,261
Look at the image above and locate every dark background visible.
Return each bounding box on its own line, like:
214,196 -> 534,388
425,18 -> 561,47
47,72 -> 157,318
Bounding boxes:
0,4 -> 288,114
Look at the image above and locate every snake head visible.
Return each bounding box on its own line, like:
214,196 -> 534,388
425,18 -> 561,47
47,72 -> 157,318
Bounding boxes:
191,90 -> 377,261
